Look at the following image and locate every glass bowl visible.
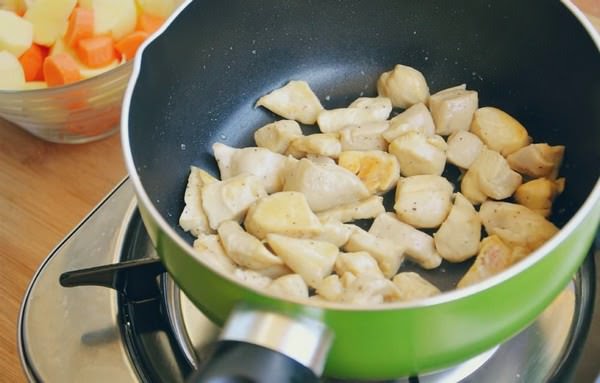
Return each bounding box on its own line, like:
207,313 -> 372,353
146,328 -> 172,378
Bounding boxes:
0,60 -> 133,144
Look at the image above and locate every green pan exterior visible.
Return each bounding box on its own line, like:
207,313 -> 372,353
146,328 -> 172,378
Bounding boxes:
137,196 -> 600,380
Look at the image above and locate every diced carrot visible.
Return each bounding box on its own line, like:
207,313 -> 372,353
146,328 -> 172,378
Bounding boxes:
64,7 -> 94,48
115,31 -> 149,60
76,36 -> 117,68
137,13 -> 165,34
43,53 -> 81,86
19,44 -> 49,81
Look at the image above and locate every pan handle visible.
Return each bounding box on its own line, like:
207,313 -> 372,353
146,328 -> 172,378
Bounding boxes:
187,306 -> 333,383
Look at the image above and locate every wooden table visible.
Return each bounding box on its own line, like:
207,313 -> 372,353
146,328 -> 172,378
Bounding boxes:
1,4 -> 598,382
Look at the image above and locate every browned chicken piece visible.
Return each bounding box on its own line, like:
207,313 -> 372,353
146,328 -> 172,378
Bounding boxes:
470,107 -> 530,156
514,178 -> 565,217
429,85 -> 478,136
457,235 -> 513,288
382,102 -> 435,142
286,133 -> 342,159
338,150 -> 400,194
506,143 -> 565,179
377,64 -> 430,108
464,148 -> 522,201
392,272 -> 441,301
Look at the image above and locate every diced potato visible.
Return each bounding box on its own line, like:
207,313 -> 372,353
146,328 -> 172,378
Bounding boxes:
81,0 -> 137,40
266,234 -> 338,288
310,220 -> 353,247
446,130 -> 484,169
254,120 -> 303,153
340,274 -> 400,304
429,85 -> 478,136
479,201 -> 559,251
394,175 -> 453,229
506,143 -> 565,179
460,166 -> 487,205
283,158 -> 369,212
317,106 -> 389,134
433,193 -> 481,262
335,251 -> 384,278
192,234 -> 235,273
0,50 -> 25,90
457,235 -> 513,288
286,133 -> 341,159
0,10 -> 33,57
466,148 -> 522,200
244,191 -> 322,240
201,174 -> 267,230
24,0 -> 76,46
344,226 -> 404,279
256,80 -> 323,124
213,143 -> 292,193
377,64 -> 429,108
217,221 -> 283,270
392,272 -> 441,301
179,166 -> 218,237
383,102 -> 435,142
135,0 -> 178,18
339,121 -> 388,152
268,274 -> 309,299
514,178 -> 565,217
316,274 -> 344,302
369,213 -> 442,269
470,107 -> 530,156
337,150 -> 400,194
316,195 -> 385,223
348,96 -> 393,120
233,268 -> 272,289
388,131 -> 447,176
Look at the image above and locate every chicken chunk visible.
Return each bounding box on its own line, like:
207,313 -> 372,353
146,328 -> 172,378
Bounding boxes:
446,130 -> 484,169
335,251 -> 384,278
433,193 -> 481,262
179,166 -> 218,237
348,96 -> 393,120
310,220 -> 353,247
429,85 -> 478,135
377,64 -> 429,108
286,133 -> 342,159
457,235 -> 513,288
192,234 -> 235,273
479,201 -> 559,251
460,166 -> 488,205
317,105 -> 389,133
233,268 -> 273,289
244,191 -> 322,240
254,120 -> 303,153
268,274 -> 309,299
256,80 -> 323,124
394,175 -> 453,228
316,274 -> 344,302
382,102 -> 435,142
339,121 -> 389,152
369,213 -> 442,269
316,195 -> 385,223
217,221 -> 283,270
340,274 -> 400,304
283,158 -> 369,212
213,143 -> 292,193
337,150 -> 400,194
514,178 -> 565,217
344,226 -> 404,279
388,131 -> 447,176
202,174 -> 267,230
465,148 -> 522,200
506,143 -> 565,179
470,107 -> 530,156
266,234 -> 338,288
392,272 -> 441,301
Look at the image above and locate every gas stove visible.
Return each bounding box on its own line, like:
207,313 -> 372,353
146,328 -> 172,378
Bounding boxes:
18,179 -> 600,382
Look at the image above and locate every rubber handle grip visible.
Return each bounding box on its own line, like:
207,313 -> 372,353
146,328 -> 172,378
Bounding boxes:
187,340 -> 320,383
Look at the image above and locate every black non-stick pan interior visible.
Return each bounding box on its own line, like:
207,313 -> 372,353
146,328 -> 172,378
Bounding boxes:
128,0 -> 600,285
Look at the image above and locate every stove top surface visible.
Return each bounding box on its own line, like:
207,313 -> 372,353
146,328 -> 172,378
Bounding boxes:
18,179 -> 600,382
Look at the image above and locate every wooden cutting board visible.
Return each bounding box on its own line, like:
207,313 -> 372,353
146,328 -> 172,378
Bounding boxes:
0,5 -> 598,382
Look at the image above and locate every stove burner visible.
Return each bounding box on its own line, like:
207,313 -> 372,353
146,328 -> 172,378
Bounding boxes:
18,180 -> 600,382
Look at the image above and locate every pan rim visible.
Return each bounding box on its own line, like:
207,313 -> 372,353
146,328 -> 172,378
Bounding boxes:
121,0 -> 600,312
